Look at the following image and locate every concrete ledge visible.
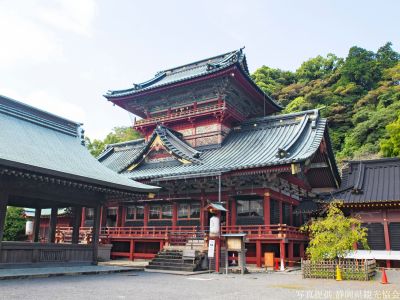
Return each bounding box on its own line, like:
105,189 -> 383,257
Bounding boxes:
0,265 -> 139,280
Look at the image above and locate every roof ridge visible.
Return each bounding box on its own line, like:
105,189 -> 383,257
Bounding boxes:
161,49 -> 240,74
243,109 -> 320,125
0,94 -> 81,126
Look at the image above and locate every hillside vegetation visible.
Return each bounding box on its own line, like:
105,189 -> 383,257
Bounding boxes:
252,42 -> 400,161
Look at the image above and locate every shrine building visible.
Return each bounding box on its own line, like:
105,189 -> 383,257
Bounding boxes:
90,49 -> 341,268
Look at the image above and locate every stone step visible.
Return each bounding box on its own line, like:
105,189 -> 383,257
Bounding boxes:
148,261 -> 197,268
146,265 -> 196,272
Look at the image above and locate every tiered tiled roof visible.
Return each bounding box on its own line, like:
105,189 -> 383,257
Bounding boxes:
326,158 -> 400,203
104,48 -> 281,112
99,109 -> 339,185
0,95 -> 159,193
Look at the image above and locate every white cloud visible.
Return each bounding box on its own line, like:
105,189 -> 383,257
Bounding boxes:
37,0 -> 97,37
25,90 -> 87,123
0,0 -> 97,68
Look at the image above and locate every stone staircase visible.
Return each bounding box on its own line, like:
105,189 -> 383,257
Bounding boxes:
145,238 -> 206,272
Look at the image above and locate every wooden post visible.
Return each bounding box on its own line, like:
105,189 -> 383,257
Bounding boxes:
48,207 -> 58,243
279,200 -> 283,224
231,198 -> 237,226
289,205 -> 293,226
280,241 -> 285,270
144,204 -> 149,228
129,240 -> 135,261
225,198 -> 230,227
81,207 -> 85,227
0,194 -> 8,261
383,210 -> 391,268
288,241 -> 294,267
256,240 -> 262,268
92,205 -> 101,265
172,202 -> 177,230
33,208 -> 42,242
100,206 -> 107,227
72,206 -> 82,244
200,198 -> 205,230
264,191 -> 271,225
117,206 -> 123,227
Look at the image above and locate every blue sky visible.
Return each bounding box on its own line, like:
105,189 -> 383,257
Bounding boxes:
1,0 -> 399,139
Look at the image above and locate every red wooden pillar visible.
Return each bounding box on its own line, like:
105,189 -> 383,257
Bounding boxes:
383,210 -> 391,268
100,207 -> 107,227
116,206 -> 123,227
280,241 -> 286,270
288,241 -> 294,267
200,198 -> 205,230
256,240 -> 262,268
279,200 -> 283,224
225,198 -> 230,227
129,240 -> 135,261
231,198 -> 237,226
264,191 -> 270,225
121,206 -> 126,226
81,207 -> 86,227
144,204 -> 149,228
172,202 -> 177,230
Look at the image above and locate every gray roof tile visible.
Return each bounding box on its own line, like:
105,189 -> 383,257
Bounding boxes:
100,109 -> 329,181
326,158 -> 400,203
0,95 -> 159,193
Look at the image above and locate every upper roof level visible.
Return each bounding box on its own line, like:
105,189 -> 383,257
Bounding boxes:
104,49 -> 282,119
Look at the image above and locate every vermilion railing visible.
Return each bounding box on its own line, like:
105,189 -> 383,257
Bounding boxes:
55,224 -> 306,242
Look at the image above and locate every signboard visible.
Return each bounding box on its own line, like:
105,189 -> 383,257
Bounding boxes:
208,240 -> 215,258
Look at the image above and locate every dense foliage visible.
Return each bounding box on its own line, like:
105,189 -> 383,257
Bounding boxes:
252,42 -> 400,160
86,126 -> 142,157
301,202 -> 368,261
4,207 -> 26,241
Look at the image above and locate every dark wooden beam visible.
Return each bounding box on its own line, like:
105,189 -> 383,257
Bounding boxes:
48,207 -> 58,243
0,192 -> 9,262
72,206 -> 82,244
33,208 -> 41,242
92,205 -> 101,264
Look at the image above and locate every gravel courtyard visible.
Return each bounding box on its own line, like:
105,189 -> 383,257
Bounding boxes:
0,270 -> 399,300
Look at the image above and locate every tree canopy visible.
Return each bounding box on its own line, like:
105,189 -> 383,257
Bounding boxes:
301,202 -> 368,261
4,207 -> 26,241
86,126 -> 142,157
252,42 -> 400,160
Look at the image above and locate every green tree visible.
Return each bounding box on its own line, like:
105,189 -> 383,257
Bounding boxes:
376,42 -> 400,70
301,202 -> 368,261
86,126 -> 142,157
296,54 -> 343,82
340,46 -> 380,90
380,114 -> 400,157
4,207 -> 26,241
251,66 -> 296,96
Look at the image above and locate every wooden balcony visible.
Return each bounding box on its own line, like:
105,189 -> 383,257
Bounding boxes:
95,224 -> 307,242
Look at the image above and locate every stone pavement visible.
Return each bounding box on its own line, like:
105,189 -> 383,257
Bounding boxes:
0,269 -> 399,300
0,265 -> 138,280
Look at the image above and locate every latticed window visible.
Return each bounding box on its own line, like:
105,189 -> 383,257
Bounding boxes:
178,203 -> 200,219
126,206 -> 144,220
161,204 -> 172,219
237,199 -> 263,217
85,208 -> 94,220
149,204 -> 172,219
149,205 -> 161,219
